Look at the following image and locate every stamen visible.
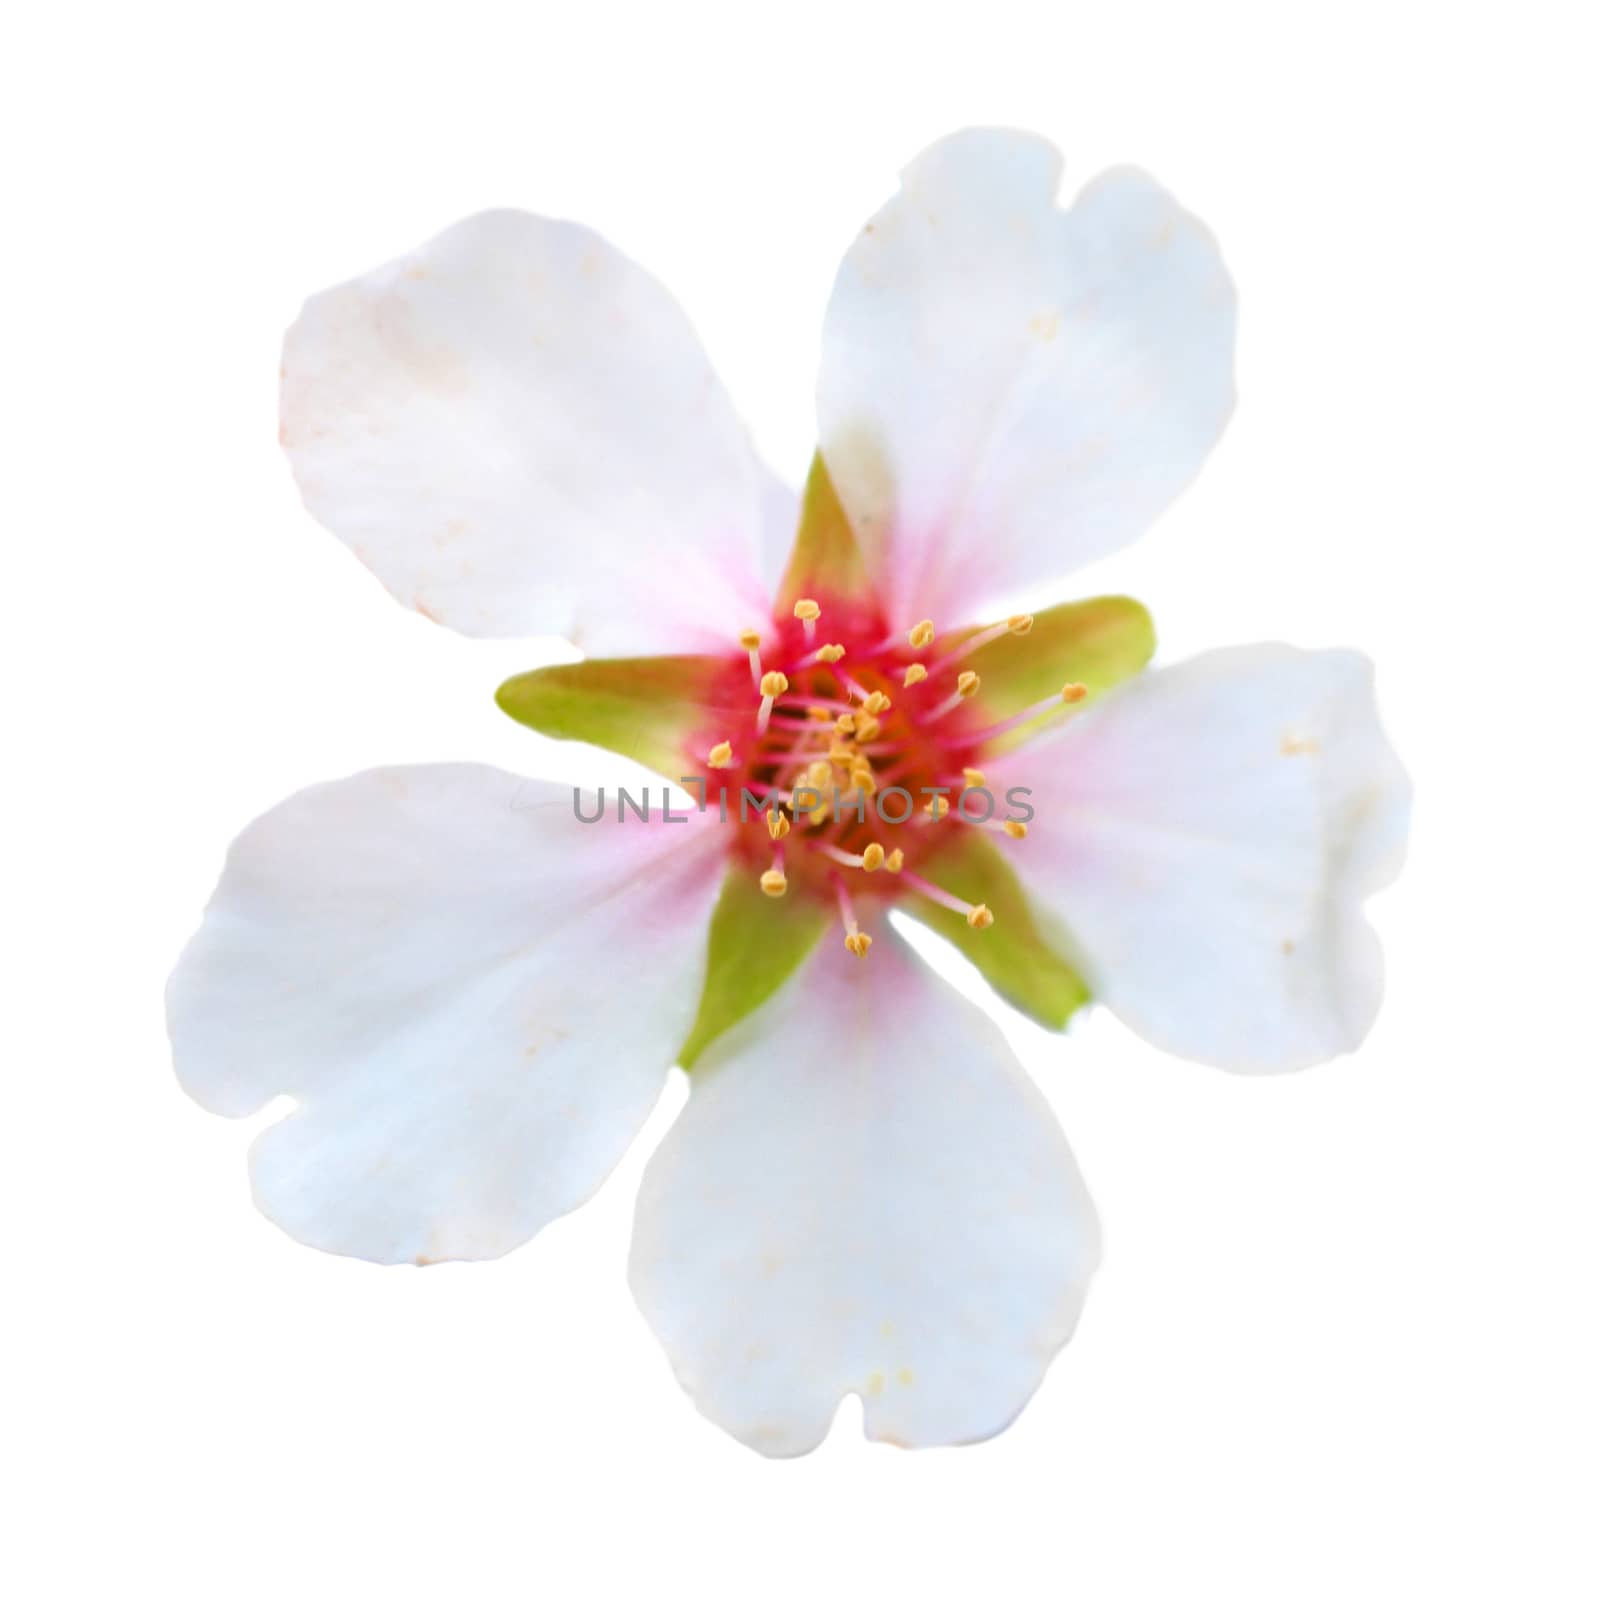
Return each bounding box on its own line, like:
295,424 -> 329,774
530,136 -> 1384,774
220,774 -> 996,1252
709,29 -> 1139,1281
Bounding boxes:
862,690 -> 892,716
787,694 -> 855,715
767,810 -> 792,841
899,869 -> 994,929
756,669 -> 789,735
740,627 -> 764,689
962,767 -> 986,788
933,612 -> 1036,673
818,840 -> 885,872
837,669 -> 872,704
795,642 -> 846,668
794,597 -> 821,644
708,740 -> 734,769
835,877 -> 872,959
854,713 -> 882,743
835,713 -> 856,736
924,794 -> 950,821
760,865 -> 788,898
909,619 -> 936,649
884,848 -> 904,873
952,680 -> 1089,745
929,671 -> 981,722
902,662 -> 928,687
961,815 -> 1029,839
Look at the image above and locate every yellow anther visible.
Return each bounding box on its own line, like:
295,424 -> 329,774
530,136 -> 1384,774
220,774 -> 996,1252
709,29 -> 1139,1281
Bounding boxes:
962,767 -> 986,789
806,760 -> 832,790
885,848 -> 905,873
738,628 -> 762,650
902,662 -> 928,687
708,741 -> 734,768
1061,681 -> 1088,703
844,932 -> 873,959
957,671 -> 981,699
855,714 -> 881,743
835,713 -> 857,735
760,868 -> 788,898
793,598 -> 821,622
925,794 -> 950,821
863,691 -> 892,716
818,643 -> 846,663
862,843 -> 886,872
767,810 -> 792,841
760,670 -> 789,697
852,763 -> 877,797
966,903 -> 995,930
1007,614 -> 1034,636
909,619 -> 935,649
806,706 -> 832,721
827,743 -> 855,765
1003,819 -> 1028,840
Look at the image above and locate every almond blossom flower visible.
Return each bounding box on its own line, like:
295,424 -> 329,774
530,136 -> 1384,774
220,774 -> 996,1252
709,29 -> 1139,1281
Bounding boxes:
167,129 -> 1409,1457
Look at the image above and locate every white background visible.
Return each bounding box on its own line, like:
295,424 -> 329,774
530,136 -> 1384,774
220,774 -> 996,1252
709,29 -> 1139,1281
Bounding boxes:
6,2 -> 1597,1595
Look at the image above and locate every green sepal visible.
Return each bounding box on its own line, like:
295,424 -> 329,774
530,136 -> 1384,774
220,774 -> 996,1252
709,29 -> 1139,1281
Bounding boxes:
899,830 -> 1090,1030
495,656 -> 728,783
776,452 -> 876,613
679,865 -> 830,1068
961,595 -> 1156,754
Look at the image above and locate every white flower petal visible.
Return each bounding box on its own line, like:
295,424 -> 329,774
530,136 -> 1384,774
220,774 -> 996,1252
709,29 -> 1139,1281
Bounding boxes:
629,927 -> 1099,1456
993,646 -> 1411,1071
817,128 -> 1236,625
168,767 -> 722,1263
281,212 -> 777,653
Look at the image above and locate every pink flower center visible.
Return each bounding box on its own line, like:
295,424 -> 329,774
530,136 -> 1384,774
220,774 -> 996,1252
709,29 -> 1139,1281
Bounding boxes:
694,599 -> 1080,958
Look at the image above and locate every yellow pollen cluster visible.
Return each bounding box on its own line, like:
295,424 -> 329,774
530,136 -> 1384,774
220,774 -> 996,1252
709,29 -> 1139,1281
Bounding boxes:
760,868 -> 787,897
738,627 -> 762,650
1007,614 -> 1034,636
818,643 -> 845,663
844,932 -> 873,959
792,598 -> 821,622
760,670 -> 789,697
956,670 -> 981,698
1061,681 -> 1088,703
863,690 -> 892,716
708,740 -> 734,768
966,903 -> 994,930
909,619 -> 935,648
902,662 -> 928,687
